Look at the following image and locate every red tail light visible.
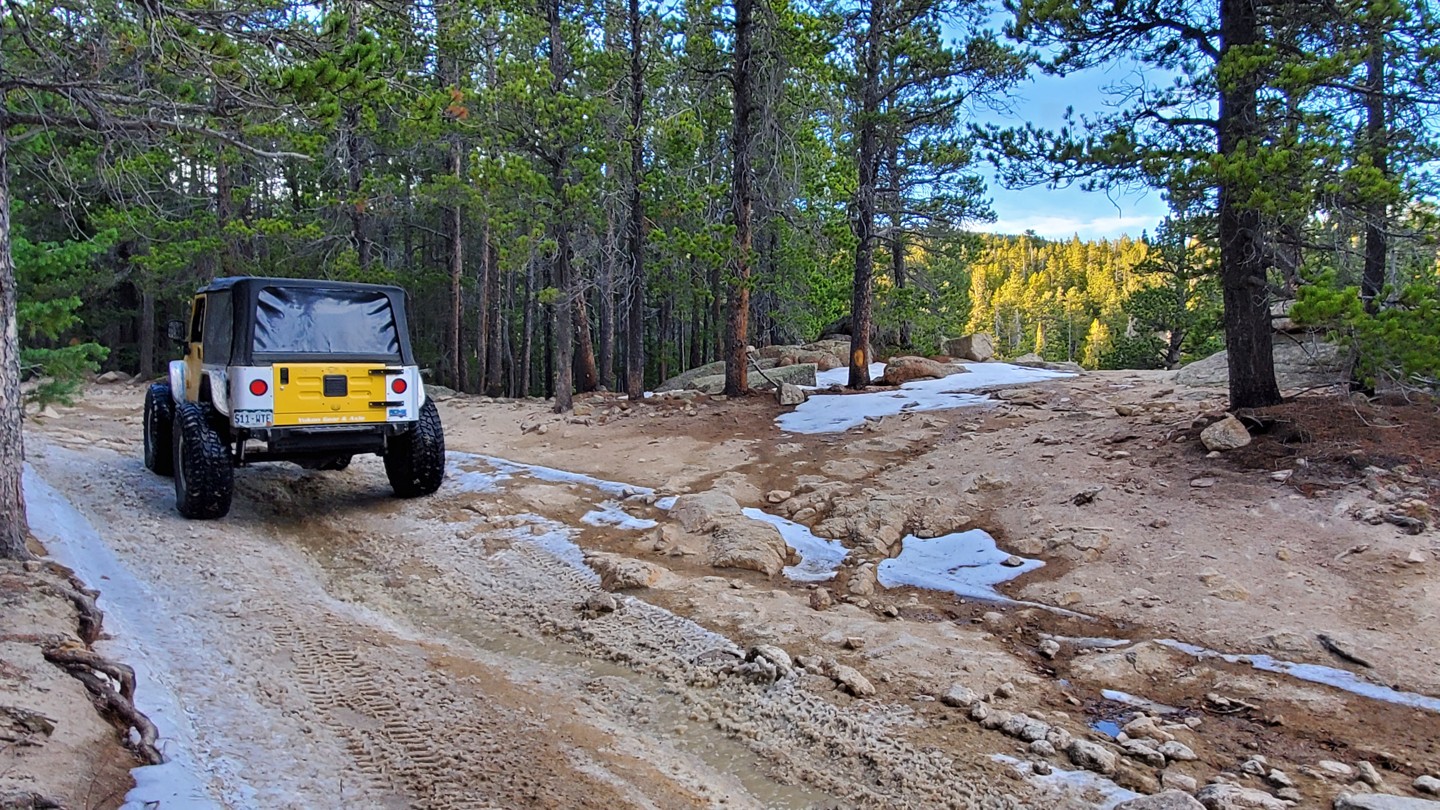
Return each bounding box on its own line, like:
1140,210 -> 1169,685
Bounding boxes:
249,379 -> 269,396
391,378 -> 408,394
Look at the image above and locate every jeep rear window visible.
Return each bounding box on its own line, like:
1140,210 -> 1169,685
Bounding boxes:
253,287 -> 401,359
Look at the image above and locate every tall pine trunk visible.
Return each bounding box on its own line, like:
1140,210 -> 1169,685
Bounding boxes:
1217,0 -> 1279,410
547,0 -> 574,412
724,0 -> 755,396
1361,27 -> 1387,315
624,0 -> 646,400
848,0 -> 882,389
485,234 -> 505,398
0,130 -> 31,560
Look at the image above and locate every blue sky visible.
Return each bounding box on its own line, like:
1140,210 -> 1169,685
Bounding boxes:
969,48 -> 1173,241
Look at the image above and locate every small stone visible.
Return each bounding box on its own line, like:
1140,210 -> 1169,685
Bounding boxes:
584,592 -> 618,614
1029,739 -> 1056,757
1275,547 -> 1292,561
979,709 -> 1009,730
777,383 -> 808,406
1408,549 -> 1430,564
1159,741 -> 1198,762
968,701 -> 991,721
1317,761 -> 1355,779
1162,771 -> 1199,793
1032,759 -> 1053,776
1415,775 -> 1440,795
993,681 -> 1016,699
1038,638 -> 1061,659
766,489 -> 793,503
843,636 -> 865,650
942,684 -> 979,708
1194,784 -> 1289,810
831,664 -> 875,697
1190,477 -> 1217,488
1201,415 -> 1252,451
1002,555 -> 1026,567
1068,739 -> 1119,775
1123,715 -> 1176,743
1270,470 -> 1293,482
22,560 -> 42,573
1266,769 -> 1294,788
1122,738 -> 1168,767
1114,791 -> 1204,810
808,588 -> 833,611
1242,757 -> 1269,776
981,611 -> 1005,626
1358,761 -> 1383,786
1275,788 -> 1301,802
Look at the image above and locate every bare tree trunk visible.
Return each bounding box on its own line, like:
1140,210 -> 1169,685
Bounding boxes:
599,212 -> 616,389
1361,27 -> 1387,315
1218,0 -> 1280,409
485,235 -> 505,398
138,288 -> 156,379
624,0 -> 646,400
343,108 -> 371,270
546,0 -> 574,412
521,256 -> 536,397
0,129 -> 32,560
887,142 -> 910,348
573,289 -> 599,393
448,146 -> 465,390
724,0 -> 755,396
848,0 -> 882,389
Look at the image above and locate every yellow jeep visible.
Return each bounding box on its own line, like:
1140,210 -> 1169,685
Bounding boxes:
142,277 -> 445,518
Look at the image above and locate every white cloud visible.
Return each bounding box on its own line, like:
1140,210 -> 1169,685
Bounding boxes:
981,213 -> 1160,241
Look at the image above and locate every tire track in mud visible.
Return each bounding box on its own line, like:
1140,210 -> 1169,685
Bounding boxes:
275,612 -> 631,810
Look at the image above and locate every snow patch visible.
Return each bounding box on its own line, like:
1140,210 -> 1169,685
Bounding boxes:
23,466 -> 227,809
449,452 -> 655,499
779,361 -> 1072,434
583,502 -> 659,531
1157,639 -> 1440,713
741,508 -> 849,582
992,754 -> 1140,808
877,530 -> 1043,601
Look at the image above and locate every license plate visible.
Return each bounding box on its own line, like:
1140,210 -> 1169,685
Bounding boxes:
234,409 -> 273,427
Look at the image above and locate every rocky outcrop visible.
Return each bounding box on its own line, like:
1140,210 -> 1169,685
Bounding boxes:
944,333 -> 995,362
685,363 -> 818,394
1193,783 -> 1290,810
1115,792 -> 1205,810
880,356 -> 968,385
1011,353 -> 1085,373
1175,334 -> 1349,390
583,552 -> 664,591
669,490 -> 797,576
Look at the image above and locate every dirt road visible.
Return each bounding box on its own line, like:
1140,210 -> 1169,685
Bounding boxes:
14,369 -> 1440,809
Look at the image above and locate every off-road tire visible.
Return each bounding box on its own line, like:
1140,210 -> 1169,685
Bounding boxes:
144,383 -> 175,476
385,398 -> 444,498
172,402 -> 234,519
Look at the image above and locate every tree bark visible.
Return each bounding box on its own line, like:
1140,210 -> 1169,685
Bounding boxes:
887,142 -> 909,348
138,288 -> 156,379
1361,26 -> 1387,315
1217,0 -> 1280,409
848,0 -> 882,389
448,144 -> 465,390
624,0 -> 646,400
573,288 -> 599,392
521,256 -> 536,397
0,129 -> 32,560
485,235 -> 505,398
724,0 -> 755,396
546,0 -> 574,412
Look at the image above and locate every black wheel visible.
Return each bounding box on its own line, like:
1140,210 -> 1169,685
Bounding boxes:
325,455 -> 352,471
144,383 -> 174,476
384,398 -> 445,498
172,402 -> 234,519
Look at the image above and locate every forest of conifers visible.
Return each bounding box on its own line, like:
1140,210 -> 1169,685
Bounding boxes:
5,0 -> 1440,412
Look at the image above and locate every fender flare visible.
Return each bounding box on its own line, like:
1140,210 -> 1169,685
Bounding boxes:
168,360 -> 187,403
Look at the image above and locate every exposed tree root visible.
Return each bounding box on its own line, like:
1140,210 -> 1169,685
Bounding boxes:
0,789 -> 67,809
41,645 -> 163,766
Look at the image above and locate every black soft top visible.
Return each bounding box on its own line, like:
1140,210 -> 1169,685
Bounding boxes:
197,277 -> 415,366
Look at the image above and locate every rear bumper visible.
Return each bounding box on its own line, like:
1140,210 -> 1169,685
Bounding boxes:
238,423 -> 410,463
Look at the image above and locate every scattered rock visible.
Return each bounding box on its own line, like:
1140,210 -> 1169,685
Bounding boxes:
1317,761 -> 1354,779
1033,759 -> 1053,776
1073,485 -> 1105,505
1194,783 -> 1290,809
1029,739 -> 1056,757
1163,771 -> 1200,793
583,552 -> 664,591
1115,791 -> 1205,810
1001,713 -> 1052,743
1334,795 -> 1440,810
1175,337 -> 1349,391
808,588 -> 833,611
766,489 -> 793,504
583,592 -> 618,614
941,684 -> 979,708
747,644 -> 793,673
1241,757 -> 1269,776
96,369 -> 129,384
880,355 -> 967,385
968,701 -> 990,722
1068,740 -> 1119,775
1122,738 -> 1168,767
830,664 -> 875,697
1201,415 -> 1253,451
993,681 -> 1016,699
944,333 -> 995,362
1038,638 -> 1061,659
1003,555 -> 1026,568
847,563 -> 878,596
1266,770 -> 1294,788
777,383 -> 809,406
1414,776 -> 1440,796
1357,761 -> 1384,787
1123,715 -> 1176,743
1190,477 -> 1217,488
1159,741 -> 1198,762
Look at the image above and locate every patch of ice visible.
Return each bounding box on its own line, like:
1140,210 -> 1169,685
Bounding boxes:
654,495 -> 678,511
447,454 -> 512,493
583,501 -> 659,531
450,451 -> 655,499
1157,639 -> 1440,713
810,362 -> 887,388
876,529 -> 1043,601
992,754 -> 1139,809
779,361 -> 1072,434
1101,689 -> 1179,714
508,514 -> 600,582
741,508 -> 849,581
23,466 -> 227,809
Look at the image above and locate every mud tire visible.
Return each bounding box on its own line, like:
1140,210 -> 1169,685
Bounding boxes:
385,398 -> 445,498
172,402 -> 234,519
144,383 -> 175,476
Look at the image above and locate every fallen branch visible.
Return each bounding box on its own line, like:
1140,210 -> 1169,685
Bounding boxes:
1316,633 -> 1374,669
43,645 -> 163,766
